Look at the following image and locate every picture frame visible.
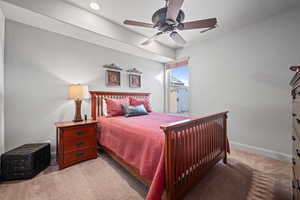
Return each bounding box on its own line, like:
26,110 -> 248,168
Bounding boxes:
129,74 -> 141,88
106,70 -> 121,86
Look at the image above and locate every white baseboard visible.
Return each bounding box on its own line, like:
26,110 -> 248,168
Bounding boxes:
51,152 -> 56,160
230,141 -> 291,161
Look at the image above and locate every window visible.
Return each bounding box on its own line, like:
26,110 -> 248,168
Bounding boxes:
165,57 -> 189,115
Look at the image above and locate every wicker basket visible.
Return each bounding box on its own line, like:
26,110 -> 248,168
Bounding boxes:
1,143 -> 50,180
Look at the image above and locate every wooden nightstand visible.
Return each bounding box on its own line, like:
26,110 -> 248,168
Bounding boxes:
55,120 -> 98,170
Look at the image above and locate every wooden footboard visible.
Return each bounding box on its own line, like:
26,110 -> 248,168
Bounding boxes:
160,111 -> 228,200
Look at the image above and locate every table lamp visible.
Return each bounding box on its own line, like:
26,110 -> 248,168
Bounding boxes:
68,84 -> 89,122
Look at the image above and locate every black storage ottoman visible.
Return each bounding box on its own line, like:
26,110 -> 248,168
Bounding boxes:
1,143 -> 51,180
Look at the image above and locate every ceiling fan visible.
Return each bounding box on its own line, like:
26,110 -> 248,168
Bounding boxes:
123,0 -> 217,46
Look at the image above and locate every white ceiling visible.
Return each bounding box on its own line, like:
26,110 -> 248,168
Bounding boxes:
65,0 -> 300,49
2,0 -> 176,62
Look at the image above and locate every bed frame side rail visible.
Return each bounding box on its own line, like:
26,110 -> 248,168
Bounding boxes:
160,111 -> 228,200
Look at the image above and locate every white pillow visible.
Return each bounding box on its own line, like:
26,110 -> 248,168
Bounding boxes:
102,98 -> 108,116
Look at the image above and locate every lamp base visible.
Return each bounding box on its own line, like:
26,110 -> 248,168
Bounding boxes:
73,99 -> 83,122
73,119 -> 83,122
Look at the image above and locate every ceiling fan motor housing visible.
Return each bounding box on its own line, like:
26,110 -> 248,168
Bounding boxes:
152,7 -> 185,32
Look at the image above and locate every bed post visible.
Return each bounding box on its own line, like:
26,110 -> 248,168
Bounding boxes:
164,128 -> 175,200
91,92 -> 96,120
223,113 -> 228,164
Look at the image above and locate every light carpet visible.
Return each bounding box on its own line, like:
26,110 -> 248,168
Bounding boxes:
0,148 -> 291,200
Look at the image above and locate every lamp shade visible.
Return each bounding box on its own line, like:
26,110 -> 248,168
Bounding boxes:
68,84 -> 89,100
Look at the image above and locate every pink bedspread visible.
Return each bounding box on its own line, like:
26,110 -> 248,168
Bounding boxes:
97,112 -> 189,200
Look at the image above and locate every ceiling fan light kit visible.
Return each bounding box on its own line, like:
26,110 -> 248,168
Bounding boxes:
170,31 -> 186,45
123,0 -> 218,46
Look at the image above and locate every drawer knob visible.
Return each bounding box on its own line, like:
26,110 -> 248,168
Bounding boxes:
293,180 -> 300,191
293,113 -> 297,117
76,152 -> 85,157
296,149 -> 300,158
293,158 -> 296,165
76,142 -> 85,147
292,89 -> 296,99
296,119 -> 300,124
75,131 -> 85,136
293,136 -> 296,141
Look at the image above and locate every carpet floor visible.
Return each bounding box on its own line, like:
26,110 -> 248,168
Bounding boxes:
0,148 -> 291,200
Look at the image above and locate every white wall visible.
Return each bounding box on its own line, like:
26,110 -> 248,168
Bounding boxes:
0,9 -> 4,154
4,20 -> 165,152
1,0 -> 175,62
177,8 -> 300,159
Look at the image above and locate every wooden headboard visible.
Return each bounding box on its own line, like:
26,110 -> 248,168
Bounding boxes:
89,91 -> 150,120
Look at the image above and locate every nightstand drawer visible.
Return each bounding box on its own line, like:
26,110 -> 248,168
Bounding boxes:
63,136 -> 96,153
293,121 -> 300,141
62,126 -> 95,141
293,164 -> 300,180
293,153 -> 300,180
63,148 -> 97,166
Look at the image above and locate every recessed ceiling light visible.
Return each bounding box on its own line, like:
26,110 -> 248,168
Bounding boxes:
89,1 -> 100,10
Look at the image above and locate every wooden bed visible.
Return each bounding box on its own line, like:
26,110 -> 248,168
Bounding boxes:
90,91 -> 228,200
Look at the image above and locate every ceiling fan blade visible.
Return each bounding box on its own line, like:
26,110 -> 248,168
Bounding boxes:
183,18 -> 217,30
170,31 -> 186,46
123,20 -> 154,28
166,0 -> 184,22
141,32 -> 163,45
200,25 -> 217,33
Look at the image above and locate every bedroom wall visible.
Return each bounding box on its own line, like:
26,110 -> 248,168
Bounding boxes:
0,9 -> 4,154
176,8 -> 300,159
4,20 -> 165,152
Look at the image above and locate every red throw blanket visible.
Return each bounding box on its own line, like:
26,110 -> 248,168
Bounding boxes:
97,112 -> 189,200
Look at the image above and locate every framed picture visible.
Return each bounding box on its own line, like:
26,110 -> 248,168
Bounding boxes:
129,74 -> 141,88
106,70 -> 121,86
